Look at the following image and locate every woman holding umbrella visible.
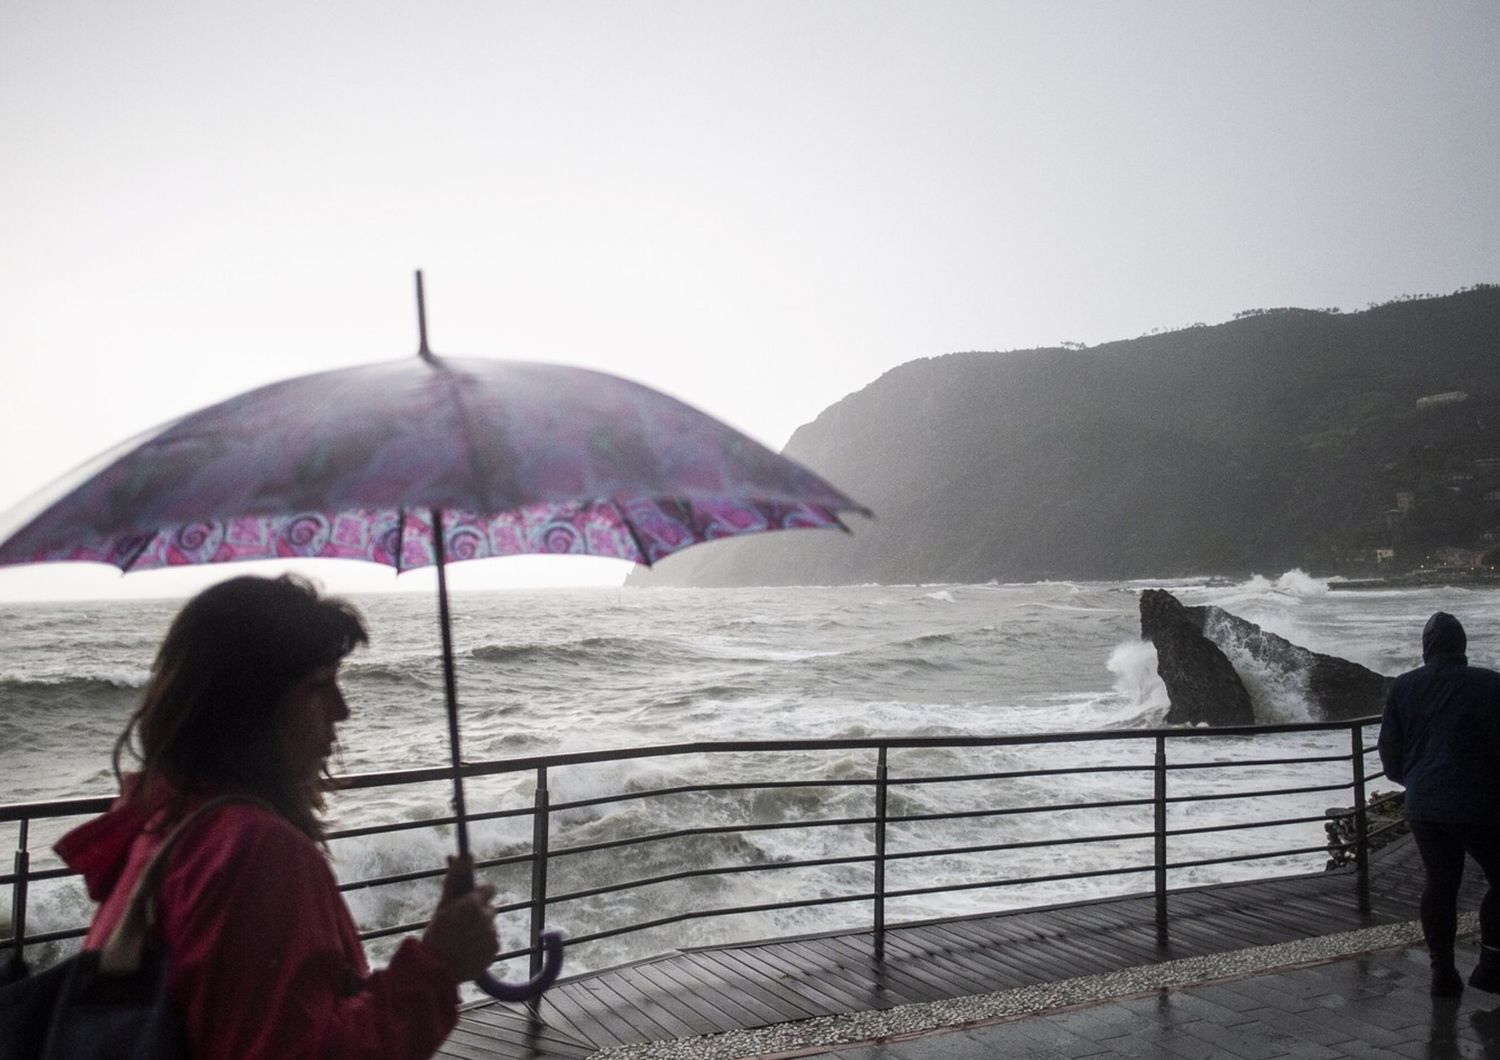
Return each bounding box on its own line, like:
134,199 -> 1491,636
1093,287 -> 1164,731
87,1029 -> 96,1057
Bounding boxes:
54,574 -> 498,1058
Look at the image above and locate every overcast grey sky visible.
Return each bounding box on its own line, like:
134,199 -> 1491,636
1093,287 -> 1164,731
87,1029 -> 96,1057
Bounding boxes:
2,1 -> 1497,598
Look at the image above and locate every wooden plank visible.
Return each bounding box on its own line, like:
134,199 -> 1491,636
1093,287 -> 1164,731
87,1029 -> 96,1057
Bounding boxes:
799,934 -> 935,1002
503,993 -> 602,1051
680,948 -> 831,1021
589,964 -> 712,1040
905,921 -> 1039,987
696,945 -> 855,1018
434,1035 -> 506,1060
876,926 -> 1008,994
799,934 -> 946,1004
539,981 -> 635,1049
925,916 -> 1078,984
727,940 -> 882,1013
640,953 -> 771,1032
448,1023 -> 587,1060
853,930 -> 997,998
453,1012 -> 595,1059
457,1006 -> 596,1055
751,938 -> 896,1011
1050,907 -> 1170,966
568,973 -> 671,1044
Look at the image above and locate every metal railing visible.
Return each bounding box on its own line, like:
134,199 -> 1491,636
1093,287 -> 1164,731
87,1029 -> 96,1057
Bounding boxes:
4,716 -> 1392,975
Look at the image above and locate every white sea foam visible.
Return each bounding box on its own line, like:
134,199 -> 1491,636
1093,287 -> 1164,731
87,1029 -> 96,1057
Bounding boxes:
8,581 -> 1499,979
1106,639 -> 1170,721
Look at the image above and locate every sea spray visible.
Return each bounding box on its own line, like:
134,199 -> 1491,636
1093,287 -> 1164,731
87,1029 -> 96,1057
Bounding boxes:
1106,639 -> 1170,723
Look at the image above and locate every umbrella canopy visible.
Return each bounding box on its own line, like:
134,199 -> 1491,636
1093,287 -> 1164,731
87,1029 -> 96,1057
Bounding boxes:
0,287 -> 869,1001
0,355 -> 867,571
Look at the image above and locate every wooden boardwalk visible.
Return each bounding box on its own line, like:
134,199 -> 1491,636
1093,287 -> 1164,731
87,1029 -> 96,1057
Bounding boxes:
437,837 -> 1483,1059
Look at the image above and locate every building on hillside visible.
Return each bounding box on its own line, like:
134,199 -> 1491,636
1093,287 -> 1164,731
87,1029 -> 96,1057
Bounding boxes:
1428,547 -> 1478,569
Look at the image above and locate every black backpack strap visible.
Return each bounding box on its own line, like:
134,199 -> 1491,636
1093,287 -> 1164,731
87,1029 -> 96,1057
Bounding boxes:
98,796 -> 271,975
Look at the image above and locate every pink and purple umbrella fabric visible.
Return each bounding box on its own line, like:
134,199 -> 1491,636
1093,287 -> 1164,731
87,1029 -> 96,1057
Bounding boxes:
0,347 -> 868,1003
0,356 -> 868,571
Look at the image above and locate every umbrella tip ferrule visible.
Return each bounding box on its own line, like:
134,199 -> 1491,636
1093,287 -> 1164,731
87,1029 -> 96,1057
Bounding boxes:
415,270 -> 435,362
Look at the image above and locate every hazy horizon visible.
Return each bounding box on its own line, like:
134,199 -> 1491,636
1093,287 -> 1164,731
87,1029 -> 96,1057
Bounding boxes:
3,1 -> 1497,600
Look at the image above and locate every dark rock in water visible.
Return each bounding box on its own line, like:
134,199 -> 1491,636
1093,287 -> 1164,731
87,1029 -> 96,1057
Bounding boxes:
1194,604 -> 1394,722
1139,588 -> 1393,725
1139,589 -> 1256,726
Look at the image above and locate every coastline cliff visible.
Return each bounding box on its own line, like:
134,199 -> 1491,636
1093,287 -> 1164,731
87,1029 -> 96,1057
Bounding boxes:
631,287 -> 1500,587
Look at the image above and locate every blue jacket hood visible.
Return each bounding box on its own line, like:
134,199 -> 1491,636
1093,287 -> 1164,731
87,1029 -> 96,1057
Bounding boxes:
1422,611 -> 1467,663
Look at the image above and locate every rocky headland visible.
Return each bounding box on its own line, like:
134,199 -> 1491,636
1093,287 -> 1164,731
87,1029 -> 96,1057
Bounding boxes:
631,287 -> 1500,588
1138,588 -> 1392,725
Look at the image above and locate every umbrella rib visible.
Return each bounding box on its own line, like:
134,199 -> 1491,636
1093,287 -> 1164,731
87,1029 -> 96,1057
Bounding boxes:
611,499 -> 654,567
117,531 -> 155,574
431,359 -> 495,516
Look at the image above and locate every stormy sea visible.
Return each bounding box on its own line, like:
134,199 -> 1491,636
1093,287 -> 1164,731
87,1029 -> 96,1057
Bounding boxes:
3,573 -> 1494,980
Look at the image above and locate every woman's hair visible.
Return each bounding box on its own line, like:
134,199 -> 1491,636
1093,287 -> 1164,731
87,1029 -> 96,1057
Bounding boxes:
114,574 -> 368,840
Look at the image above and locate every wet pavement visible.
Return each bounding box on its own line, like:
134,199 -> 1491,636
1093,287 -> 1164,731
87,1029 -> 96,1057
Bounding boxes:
789,937 -> 1500,1059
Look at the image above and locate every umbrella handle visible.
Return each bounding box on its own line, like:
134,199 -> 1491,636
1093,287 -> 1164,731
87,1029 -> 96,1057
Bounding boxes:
446,854 -> 566,1001
475,930 -> 565,1001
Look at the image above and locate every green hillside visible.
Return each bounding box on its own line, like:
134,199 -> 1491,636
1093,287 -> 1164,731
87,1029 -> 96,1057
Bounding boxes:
633,286 -> 1500,586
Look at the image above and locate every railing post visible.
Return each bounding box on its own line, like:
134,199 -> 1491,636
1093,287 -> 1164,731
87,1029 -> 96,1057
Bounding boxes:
874,745 -> 888,958
1351,723 -> 1370,914
9,818 -> 28,972
1153,735 -> 1168,938
529,767 -> 550,979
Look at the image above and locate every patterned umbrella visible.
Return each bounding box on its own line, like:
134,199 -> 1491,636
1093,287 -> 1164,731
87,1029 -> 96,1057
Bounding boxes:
0,274 -> 870,999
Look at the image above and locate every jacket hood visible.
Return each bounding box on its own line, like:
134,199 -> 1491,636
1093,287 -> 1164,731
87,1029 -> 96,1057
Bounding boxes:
1422,611 -> 1467,664
54,774 -> 160,902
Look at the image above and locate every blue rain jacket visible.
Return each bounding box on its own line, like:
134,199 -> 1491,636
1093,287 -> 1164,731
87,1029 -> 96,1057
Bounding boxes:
1378,612 -> 1500,826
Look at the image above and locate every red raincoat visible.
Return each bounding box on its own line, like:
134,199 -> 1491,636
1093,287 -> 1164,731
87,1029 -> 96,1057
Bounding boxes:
56,783 -> 459,1059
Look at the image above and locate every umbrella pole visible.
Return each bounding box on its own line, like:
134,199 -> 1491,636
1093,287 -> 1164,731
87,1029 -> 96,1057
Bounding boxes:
431,506 -> 471,859
431,505 -> 566,1001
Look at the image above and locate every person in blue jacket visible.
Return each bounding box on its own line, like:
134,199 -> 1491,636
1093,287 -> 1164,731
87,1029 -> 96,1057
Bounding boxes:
1379,611 -> 1500,997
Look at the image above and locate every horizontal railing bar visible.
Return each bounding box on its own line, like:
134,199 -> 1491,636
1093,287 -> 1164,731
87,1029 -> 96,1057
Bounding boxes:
1162,780 -> 1351,804
1164,753 -> 1351,771
1164,813 -> 1329,837
357,918 -> 430,942
560,889 -> 880,948
327,803 -> 537,842
352,887 -> 534,947
550,776 -> 874,813
0,795 -> 114,824
327,815 -> 459,841
338,866 -> 449,892
887,796 -> 1156,825
1165,844 -> 1330,870
885,861 -> 1156,900
549,815 -> 878,860
321,717 -> 1380,793
0,926 -> 87,946
1365,770 -> 1388,783
1367,819 -> 1410,840
886,829 -> 1157,862
0,865 -> 75,887
889,763 -> 1151,786
549,852 -> 878,906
